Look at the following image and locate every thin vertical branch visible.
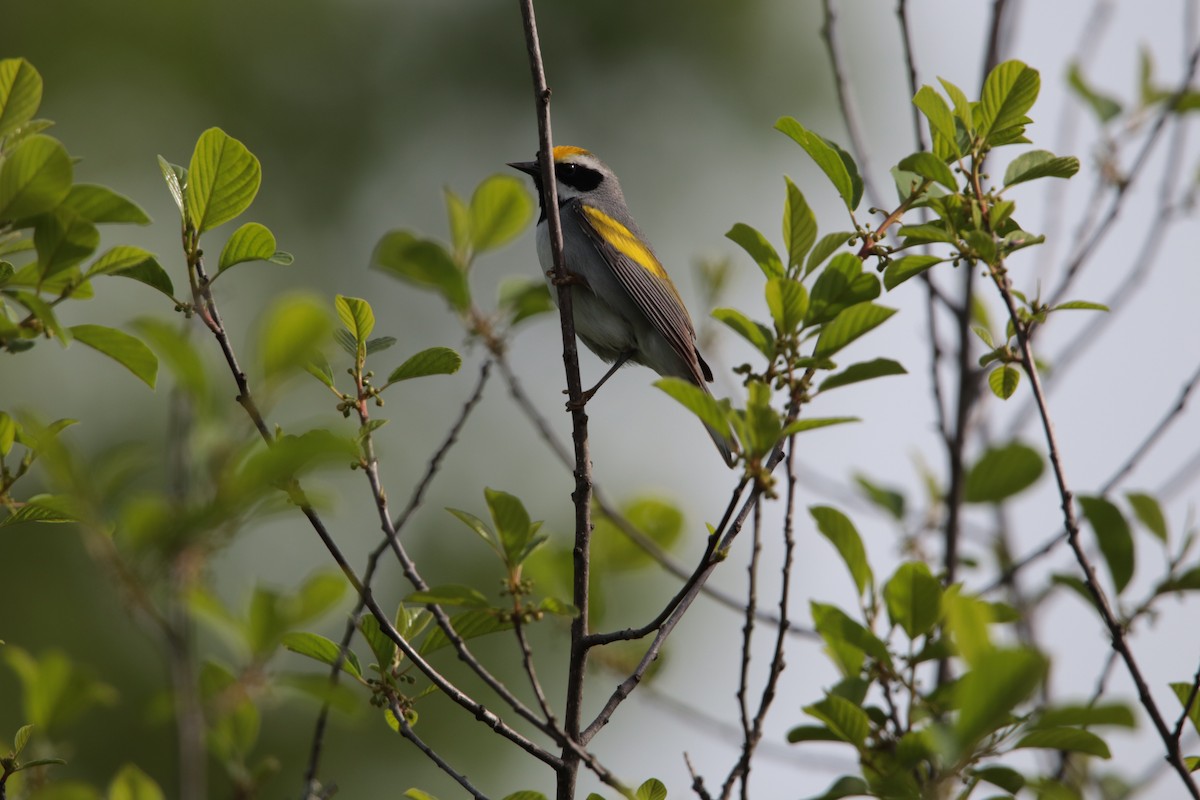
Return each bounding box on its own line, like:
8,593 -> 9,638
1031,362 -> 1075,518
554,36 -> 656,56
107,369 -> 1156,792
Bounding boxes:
820,0 -> 885,211
729,501 -> 763,800
513,3 -> 595,798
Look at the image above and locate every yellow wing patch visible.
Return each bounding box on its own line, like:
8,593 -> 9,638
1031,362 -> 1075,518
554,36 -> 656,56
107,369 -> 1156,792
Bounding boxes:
581,205 -> 669,281
553,145 -> 592,160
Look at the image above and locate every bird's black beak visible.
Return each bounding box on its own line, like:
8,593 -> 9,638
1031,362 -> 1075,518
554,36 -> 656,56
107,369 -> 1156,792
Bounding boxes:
507,160 -> 540,177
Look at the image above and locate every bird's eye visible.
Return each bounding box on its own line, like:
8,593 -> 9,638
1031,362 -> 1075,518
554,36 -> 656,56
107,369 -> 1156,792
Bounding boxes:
560,163 -> 577,178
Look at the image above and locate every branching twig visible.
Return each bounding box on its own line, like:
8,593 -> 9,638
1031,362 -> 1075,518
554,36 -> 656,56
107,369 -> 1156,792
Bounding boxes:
986,256 -> 1200,799
302,360 -> 495,794
1044,41 -> 1200,310
986,356 -> 1200,592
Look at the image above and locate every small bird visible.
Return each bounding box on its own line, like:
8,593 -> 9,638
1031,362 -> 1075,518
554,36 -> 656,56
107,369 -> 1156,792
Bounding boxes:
508,146 -> 735,467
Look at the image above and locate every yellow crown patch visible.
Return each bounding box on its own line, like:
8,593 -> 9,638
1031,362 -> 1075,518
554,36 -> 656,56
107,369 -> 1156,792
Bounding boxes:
553,145 -> 592,161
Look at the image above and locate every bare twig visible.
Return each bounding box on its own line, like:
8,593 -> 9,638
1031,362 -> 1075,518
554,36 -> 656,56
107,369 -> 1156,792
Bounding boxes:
513,617 -> 558,727
820,0 -> 885,211
720,438 -> 798,800
499,353 -> 816,638
390,699 -> 492,800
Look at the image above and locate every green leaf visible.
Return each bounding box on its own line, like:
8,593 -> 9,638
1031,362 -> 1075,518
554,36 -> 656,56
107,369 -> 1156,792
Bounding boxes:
446,507 -> 496,550
779,417 -> 859,437
803,695 -> 870,748
372,230 -> 470,312
280,632 -> 362,678
812,302 -> 896,358
503,792 -> 548,800
654,377 -> 731,442
1067,62 -> 1122,123
1126,491 -> 1168,543
938,77 -> 973,133
806,253 -> 880,325
185,127 -> 261,233
805,231 -> 854,278
486,487 -> 534,566
1053,300 -> 1109,312
156,156 -> 186,218
0,411 -> 14,456
469,174 -> 533,253
963,442 -> 1044,503
883,561 -> 942,639
897,151 -> 957,191
13,722 -> 34,754
0,133 -> 72,221
819,358 -> 906,392
35,206 -> 99,278
782,176 -> 817,269
775,117 -> 863,212
726,222 -> 783,278
1015,728 -> 1111,759
260,292 -> 332,381
498,277 -> 554,326
0,59 -> 43,137
634,779 -> 667,800
811,602 -> 891,666
883,254 -> 943,291
107,763 -> 165,800
335,295 -> 374,348
86,245 -> 158,279
972,765 -> 1025,794
955,647 -> 1047,750
83,246 -> 174,298
406,584 -> 491,609
809,506 -> 873,597
801,776 -> 871,800
132,318 -> 207,397
444,187 -> 469,255
418,608 -> 514,655
854,474 -> 905,520
711,307 -> 773,358
386,347 -> 462,384
1079,495 -> 1135,594
62,184 -> 151,225
1037,703 -> 1136,729
787,724 -> 841,743
1,499 -> 78,528
942,587 -> 994,665
913,85 -> 961,159
218,222 -> 281,272
1171,682 -> 1200,736
988,365 -> 1021,399
1004,150 -> 1081,187
404,789 -> 439,800
593,497 -> 685,571
765,276 -> 807,335
1157,565 -> 1200,594
69,325 -> 157,388
979,60 -> 1041,140
898,222 -> 957,246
